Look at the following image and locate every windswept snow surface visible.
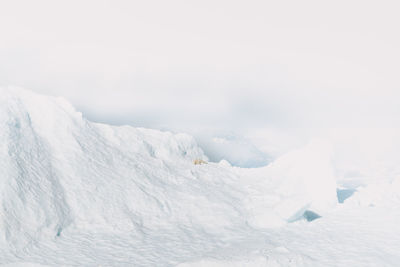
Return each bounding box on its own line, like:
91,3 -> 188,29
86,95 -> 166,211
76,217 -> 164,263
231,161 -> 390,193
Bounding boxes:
0,87 -> 400,266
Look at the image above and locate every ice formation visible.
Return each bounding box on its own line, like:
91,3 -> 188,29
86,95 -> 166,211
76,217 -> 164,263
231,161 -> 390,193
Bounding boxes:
0,87 -> 399,266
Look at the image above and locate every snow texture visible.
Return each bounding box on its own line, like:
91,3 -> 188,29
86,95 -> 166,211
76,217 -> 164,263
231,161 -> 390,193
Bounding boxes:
0,87 -> 399,266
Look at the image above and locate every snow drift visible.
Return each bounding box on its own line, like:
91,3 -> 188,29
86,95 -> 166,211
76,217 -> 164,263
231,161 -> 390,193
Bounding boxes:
0,87 -> 339,266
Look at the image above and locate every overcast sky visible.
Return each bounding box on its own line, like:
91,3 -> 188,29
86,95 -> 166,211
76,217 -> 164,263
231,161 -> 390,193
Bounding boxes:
1,0 -> 399,132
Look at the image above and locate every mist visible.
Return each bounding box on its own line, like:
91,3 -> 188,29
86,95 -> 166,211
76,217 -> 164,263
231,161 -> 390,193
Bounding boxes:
1,0 -> 400,165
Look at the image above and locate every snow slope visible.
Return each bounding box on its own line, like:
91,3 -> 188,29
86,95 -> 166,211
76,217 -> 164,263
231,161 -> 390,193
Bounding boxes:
0,87 -> 399,266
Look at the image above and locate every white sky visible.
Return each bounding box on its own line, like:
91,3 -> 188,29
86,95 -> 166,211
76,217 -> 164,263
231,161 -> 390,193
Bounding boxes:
1,0 -> 399,131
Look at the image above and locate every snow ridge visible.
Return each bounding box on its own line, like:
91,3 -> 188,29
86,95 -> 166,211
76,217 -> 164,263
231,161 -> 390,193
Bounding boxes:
0,87 -> 346,266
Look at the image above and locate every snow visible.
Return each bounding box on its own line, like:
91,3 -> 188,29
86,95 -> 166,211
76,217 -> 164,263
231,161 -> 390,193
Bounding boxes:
1,87 -> 400,266
236,138 -> 337,228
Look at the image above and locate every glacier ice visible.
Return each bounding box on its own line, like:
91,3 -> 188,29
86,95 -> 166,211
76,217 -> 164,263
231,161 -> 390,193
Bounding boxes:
0,87 -> 399,266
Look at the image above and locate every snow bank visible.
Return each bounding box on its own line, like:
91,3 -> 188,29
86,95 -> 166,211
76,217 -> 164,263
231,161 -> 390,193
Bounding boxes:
343,175 -> 400,207
0,87 -> 216,250
0,87 -> 341,265
177,257 -> 269,267
239,139 -> 338,227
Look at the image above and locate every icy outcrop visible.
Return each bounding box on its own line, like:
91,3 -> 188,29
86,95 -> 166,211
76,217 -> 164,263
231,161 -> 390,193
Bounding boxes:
0,87 -> 213,249
0,87 -> 339,265
239,139 -> 338,227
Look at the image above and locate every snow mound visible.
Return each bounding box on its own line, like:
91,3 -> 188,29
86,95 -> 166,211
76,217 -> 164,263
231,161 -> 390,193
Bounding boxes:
344,176 -> 400,207
239,139 -> 337,227
0,87 -> 213,247
0,87 -> 339,265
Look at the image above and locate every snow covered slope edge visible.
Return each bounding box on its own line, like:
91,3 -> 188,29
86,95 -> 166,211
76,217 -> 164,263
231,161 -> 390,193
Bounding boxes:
0,87 -> 338,266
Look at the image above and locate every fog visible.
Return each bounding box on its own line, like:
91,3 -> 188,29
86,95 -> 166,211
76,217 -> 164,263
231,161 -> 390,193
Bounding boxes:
1,0 -> 400,165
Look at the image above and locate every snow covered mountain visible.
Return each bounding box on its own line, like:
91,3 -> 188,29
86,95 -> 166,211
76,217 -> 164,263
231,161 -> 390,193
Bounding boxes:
0,87 -> 399,266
